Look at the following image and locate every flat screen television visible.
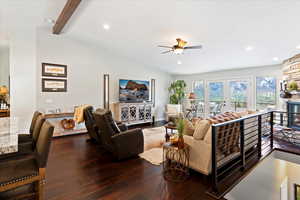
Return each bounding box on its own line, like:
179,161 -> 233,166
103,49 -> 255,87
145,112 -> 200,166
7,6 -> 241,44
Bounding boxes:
119,79 -> 150,102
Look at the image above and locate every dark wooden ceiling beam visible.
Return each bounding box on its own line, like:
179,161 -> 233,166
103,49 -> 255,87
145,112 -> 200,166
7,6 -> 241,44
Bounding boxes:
52,0 -> 82,35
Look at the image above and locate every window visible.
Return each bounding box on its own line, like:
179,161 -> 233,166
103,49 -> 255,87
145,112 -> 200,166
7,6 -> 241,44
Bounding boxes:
256,77 -> 276,110
208,82 -> 225,116
229,81 -> 249,110
193,81 -> 204,101
208,82 -> 224,102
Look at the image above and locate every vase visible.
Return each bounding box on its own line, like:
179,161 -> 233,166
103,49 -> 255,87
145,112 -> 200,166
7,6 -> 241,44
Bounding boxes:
177,135 -> 184,149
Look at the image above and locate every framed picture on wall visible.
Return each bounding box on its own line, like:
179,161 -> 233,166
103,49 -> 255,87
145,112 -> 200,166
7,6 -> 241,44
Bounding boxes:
295,184 -> 300,200
42,63 -> 67,77
42,78 -> 67,92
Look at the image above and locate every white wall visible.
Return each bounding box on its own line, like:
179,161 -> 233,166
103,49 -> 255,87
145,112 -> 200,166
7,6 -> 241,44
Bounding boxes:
36,29 -> 172,121
0,46 -> 9,86
173,65 -> 283,110
9,28 -> 37,132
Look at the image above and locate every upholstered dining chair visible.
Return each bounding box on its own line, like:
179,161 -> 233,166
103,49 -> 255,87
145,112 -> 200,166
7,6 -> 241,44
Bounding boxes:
19,115 -> 46,154
0,121 -> 54,200
0,115 -> 46,160
18,111 -> 42,143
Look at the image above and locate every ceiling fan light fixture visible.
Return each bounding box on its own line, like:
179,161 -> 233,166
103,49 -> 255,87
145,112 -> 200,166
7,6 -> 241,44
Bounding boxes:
174,48 -> 184,54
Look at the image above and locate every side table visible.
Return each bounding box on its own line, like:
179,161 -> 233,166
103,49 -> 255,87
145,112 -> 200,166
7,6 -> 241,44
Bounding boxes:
163,142 -> 189,182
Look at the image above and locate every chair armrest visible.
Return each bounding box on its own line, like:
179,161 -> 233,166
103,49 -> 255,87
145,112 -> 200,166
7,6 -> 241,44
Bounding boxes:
111,128 -> 144,160
0,152 -> 36,163
117,123 -> 128,132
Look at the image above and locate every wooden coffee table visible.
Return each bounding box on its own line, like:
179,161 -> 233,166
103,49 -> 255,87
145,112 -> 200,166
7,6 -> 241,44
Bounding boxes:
164,124 -> 177,142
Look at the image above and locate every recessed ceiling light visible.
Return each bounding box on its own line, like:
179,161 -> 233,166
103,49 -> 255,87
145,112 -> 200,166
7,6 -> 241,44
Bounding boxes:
177,60 -> 182,65
44,18 -> 55,25
245,46 -> 254,51
273,57 -> 279,61
296,45 -> 300,49
103,24 -> 110,30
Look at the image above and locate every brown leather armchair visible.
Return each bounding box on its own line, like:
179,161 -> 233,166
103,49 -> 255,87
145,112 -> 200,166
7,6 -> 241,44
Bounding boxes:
94,110 -> 144,160
83,106 -> 101,144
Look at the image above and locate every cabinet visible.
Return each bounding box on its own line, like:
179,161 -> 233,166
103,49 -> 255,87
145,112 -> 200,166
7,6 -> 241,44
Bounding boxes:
111,102 -> 153,125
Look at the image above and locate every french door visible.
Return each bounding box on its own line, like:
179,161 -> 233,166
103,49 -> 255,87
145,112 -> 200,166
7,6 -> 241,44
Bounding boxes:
206,79 -> 251,117
228,80 -> 250,112
207,81 -> 225,116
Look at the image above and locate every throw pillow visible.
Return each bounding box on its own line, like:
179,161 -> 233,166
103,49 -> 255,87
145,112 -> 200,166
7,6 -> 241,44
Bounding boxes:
193,119 -> 211,140
183,119 -> 194,136
204,126 -> 212,144
191,117 -> 203,126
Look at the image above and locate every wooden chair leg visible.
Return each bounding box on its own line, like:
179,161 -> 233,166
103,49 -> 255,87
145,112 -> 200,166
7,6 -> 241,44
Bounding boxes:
37,168 -> 46,200
35,181 -> 40,200
38,179 -> 44,200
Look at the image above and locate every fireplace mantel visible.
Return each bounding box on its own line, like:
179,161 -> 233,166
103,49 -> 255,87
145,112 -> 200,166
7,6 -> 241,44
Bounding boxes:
281,54 -> 300,100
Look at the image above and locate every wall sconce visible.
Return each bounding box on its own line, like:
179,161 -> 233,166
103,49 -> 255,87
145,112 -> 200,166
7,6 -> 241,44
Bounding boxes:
104,74 -> 110,109
151,79 -> 156,107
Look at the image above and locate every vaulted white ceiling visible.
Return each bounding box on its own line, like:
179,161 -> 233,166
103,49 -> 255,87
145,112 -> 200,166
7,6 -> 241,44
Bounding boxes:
2,0 -> 300,74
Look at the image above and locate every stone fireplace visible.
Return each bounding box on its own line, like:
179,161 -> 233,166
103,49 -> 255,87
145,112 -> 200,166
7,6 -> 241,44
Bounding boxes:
282,54 -> 300,130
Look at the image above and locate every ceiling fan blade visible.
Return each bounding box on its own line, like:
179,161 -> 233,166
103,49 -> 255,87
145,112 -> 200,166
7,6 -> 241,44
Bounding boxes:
184,45 -> 202,49
158,45 -> 173,49
161,50 -> 173,54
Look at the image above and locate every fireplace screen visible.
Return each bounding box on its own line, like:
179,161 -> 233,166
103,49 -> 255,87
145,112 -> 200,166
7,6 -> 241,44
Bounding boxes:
287,102 -> 300,130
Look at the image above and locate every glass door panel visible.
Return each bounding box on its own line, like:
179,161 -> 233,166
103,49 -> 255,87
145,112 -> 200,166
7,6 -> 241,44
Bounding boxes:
192,81 -> 205,117
256,77 -> 276,110
229,81 -> 249,112
208,82 -> 225,116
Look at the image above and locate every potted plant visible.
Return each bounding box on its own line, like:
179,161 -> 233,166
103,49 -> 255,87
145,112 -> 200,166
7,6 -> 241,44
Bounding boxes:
166,80 -> 187,123
288,81 -> 298,91
176,118 -> 185,149
168,80 -> 187,104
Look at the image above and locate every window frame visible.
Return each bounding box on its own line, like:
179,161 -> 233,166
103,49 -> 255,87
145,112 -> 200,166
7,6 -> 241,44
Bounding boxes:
255,76 -> 277,111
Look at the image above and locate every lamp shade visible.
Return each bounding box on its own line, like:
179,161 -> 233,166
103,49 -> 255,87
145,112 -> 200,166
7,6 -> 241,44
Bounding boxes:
0,86 -> 8,95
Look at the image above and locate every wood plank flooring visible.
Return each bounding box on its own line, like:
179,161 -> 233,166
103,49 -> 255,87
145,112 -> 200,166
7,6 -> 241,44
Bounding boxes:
44,125 -> 300,200
45,133 -> 217,200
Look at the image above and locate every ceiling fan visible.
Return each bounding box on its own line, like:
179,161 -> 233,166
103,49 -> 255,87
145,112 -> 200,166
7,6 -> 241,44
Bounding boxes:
158,38 -> 202,54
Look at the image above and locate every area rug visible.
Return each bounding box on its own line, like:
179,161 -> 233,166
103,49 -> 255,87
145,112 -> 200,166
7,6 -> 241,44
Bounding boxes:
140,126 -> 165,165
143,126 -> 165,151
139,147 -> 163,165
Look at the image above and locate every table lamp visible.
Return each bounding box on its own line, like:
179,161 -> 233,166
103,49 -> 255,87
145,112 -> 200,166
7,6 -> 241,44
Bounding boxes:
0,86 -> 8,96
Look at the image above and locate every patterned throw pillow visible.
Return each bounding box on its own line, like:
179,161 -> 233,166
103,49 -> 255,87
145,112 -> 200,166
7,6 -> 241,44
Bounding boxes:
191,117 -> 203,126
193,119 -> 211,140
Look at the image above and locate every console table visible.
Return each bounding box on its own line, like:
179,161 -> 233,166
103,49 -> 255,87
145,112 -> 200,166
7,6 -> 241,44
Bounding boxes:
0,109 -> 10,118
45,113 -> 87,137
111,102 -> 153,126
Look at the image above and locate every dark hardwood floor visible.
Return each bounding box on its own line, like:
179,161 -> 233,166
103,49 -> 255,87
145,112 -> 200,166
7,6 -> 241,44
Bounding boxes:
44,123 -> 300,200
45,133 -> 217,200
